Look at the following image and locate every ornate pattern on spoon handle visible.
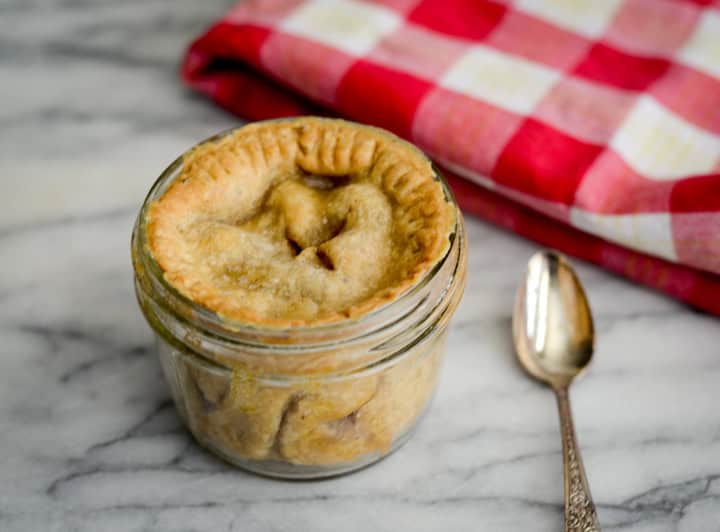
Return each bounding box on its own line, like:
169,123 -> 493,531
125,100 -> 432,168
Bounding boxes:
555,386 -> 601,532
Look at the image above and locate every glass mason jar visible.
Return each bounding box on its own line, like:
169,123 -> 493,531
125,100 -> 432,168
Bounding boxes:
131,128 -> 467,479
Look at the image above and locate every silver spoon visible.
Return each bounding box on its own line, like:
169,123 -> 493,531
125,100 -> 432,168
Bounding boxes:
513,251 -> 600,532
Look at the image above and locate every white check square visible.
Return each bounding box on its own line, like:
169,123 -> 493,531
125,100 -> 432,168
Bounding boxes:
440,45 -> 560,115
610,96 -> 720,180
677,10 -> 720,80
514,0 -> 623,38
280,0 -> 401,56
570,209 -> 677,261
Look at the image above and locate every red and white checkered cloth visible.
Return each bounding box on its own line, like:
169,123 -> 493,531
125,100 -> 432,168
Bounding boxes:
181,0 -> 720,315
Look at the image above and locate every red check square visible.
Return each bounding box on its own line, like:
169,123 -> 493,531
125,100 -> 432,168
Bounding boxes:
408,0 -> 507,40
650,63 -> 720,136
604,0 -> 700,57
673,212 -> 720,273
367,23 -> 469,81
492,119 -> 602,205
678,0 -> 718,6
412,88 -> 523,176
225,0 -> 305,25
534,76 -> 636,145
363,0 -> 423,13
261,31 -> 356,106
193,23 -> 272,72
336,60 -> 433,139
574,151 -> 674,214
573,43 -> 671,91
485,10 -> 591,70
672,174 -> 720,212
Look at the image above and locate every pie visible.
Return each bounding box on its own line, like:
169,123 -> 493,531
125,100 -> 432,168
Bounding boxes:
141,117 -> 463,469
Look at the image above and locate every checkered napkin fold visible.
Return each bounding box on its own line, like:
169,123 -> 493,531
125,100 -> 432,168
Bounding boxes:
181,0 -> 720,315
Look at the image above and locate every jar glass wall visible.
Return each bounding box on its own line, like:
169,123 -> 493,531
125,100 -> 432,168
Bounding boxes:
132,127 -> 467,479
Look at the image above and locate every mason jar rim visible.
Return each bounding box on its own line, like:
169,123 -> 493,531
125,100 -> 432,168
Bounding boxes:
131,120 -> 463,352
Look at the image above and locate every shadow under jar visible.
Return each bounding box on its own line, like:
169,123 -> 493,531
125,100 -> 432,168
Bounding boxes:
131,119 -> 467,479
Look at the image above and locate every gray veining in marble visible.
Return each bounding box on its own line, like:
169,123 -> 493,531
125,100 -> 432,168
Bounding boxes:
2,1 -> 719,531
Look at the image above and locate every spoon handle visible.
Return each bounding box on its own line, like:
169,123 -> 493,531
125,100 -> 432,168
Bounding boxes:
554,386 -> 601,532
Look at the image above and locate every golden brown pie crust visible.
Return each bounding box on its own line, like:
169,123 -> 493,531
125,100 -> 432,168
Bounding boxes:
146,117 -> 455,326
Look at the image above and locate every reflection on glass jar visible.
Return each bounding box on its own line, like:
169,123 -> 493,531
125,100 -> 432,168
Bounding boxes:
131,128 -> 467,479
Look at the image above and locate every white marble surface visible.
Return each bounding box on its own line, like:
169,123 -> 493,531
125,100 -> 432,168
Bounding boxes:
2,1 -> 720,531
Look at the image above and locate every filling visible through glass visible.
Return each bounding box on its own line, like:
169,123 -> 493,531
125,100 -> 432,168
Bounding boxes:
174,335 -> 446,466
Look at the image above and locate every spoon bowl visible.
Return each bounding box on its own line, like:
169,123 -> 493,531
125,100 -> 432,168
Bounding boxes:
513,251 -> 594,388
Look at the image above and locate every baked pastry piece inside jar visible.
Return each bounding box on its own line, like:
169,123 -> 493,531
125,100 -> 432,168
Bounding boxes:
144,117 -> 460,466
